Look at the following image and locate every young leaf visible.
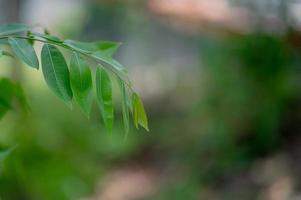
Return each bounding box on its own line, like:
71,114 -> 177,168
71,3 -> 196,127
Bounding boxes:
118,79 -> 130,135
70,52 -> 93,117
41,44 -> 73,105
0,23 -> 29,36
132,93 -> 149,131
8,37 -> 39,69
96,67 -> 114,133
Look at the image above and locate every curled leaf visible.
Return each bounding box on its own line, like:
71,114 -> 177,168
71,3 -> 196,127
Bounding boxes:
132,93 -> 149,132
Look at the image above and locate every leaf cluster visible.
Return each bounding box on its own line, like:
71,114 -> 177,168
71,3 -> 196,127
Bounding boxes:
0,23 -> 149,134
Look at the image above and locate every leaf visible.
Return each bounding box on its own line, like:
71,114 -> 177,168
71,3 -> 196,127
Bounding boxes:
0,104 -> 10,119
0,78 -> 15,119
0,78 -> 15,108
41,44 -> 73,105
64,39 -> 127,80
0,23 -> 29,36
118,79 -> 130,135
70,52 -> 93,117
8,37 -> 39,69
94,41 -> 121,57
64,39 -> 97,53
64,39 -> 121,56
0,145 -> 16,162
132,93 -> 149,131
96,67 -> 114,133
92,51 -> 126,71
14,82 -> 30,114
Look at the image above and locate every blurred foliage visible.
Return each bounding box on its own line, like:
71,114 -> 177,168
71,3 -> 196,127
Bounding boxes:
1,1 -> 301,200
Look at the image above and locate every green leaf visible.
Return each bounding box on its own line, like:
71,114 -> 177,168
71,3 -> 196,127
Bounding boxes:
64,39 -> 97,53
94,41 -> 121,57
64,39 -> 127,81
8,37 -> 39,69
14,82 -> 30,114
0,145 -> 16,162
92,51 -> 126,71
0,23 -> 29,36
132,93 -> 149,131
92,51 -> 129,87
118,79 -> 130,135
0,78 -> 15,119
96,67 -> 114,133
70,52 -> 93,117
41,44 -> 73,105
0,103 -> 10,119
64,39 -> 121,56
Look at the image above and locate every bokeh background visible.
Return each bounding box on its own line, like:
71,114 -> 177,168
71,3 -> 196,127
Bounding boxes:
1,0 -> 301,199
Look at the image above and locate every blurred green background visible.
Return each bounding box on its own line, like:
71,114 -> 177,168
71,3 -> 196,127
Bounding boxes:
1,0 -> 301,199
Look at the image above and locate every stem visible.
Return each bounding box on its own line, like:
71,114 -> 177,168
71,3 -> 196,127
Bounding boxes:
0,34 -> 134,91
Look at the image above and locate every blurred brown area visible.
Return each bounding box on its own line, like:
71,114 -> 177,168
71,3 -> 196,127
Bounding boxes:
148,0 -> 253,34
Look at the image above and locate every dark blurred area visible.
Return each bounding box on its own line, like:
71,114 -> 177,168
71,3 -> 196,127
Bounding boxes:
1,0 -> 301,199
